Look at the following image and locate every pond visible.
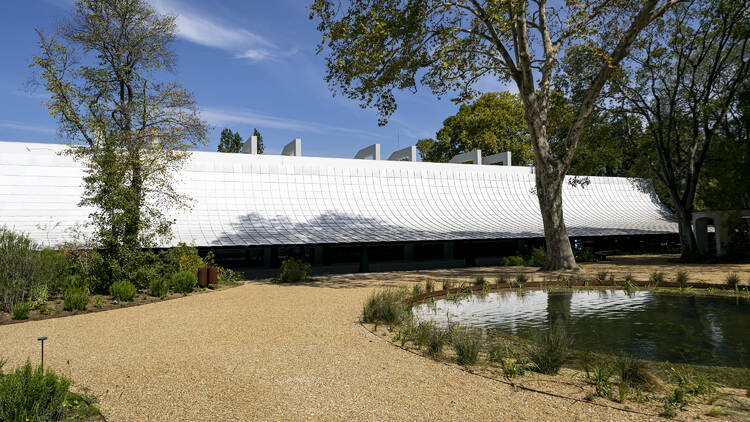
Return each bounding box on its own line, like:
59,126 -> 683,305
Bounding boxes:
412,290 -> 750,368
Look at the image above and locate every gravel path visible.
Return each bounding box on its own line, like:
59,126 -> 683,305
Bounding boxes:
1,279 -> 669,421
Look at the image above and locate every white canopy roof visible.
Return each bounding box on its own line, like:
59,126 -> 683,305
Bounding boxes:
0,141 -> 677,247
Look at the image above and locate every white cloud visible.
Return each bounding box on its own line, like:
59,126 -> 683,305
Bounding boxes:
0,120 -> 56,135
201,107 -> 389,140
150,0 -> 287,62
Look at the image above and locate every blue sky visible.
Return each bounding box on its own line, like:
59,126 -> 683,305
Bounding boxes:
0,0 -> 509,157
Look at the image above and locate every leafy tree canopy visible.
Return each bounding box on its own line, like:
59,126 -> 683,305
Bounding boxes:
218,128 -> 243,153
252,128 -> 265,154
417,92 -> 532,164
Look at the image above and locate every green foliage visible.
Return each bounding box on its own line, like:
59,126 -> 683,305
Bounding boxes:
725,272 -> 740,289
649,271 -> 665,286
29,284 -> 49,310
527,325 -> 570,375
502,256 -> 526,266
361,288 -> 408,326
170,271 -> 196,294
0,361 -> 70,421
667,366 -> 715,397
63,287 -> 89,311
0,228 -> 67,312
32,0 -> 209,278
149,276 -> 169,298
217,128 -> 243,153
416,93 -> 532,165
412,283 -> 423,296
618,380 -> 630,403
425,326 -> 448,358
129,265 -> 161,291
490,343 -> 528,379
473,276 -> 488,288
623,274 -> 638,293
11,302 -> 31,320
217,267 -> 243,285
591,365 -> 613,398
527,247 -> 546,267
515,274 -> 528,285
92,296 -> 104,309
425,279 -> 435,293
616,355 -> 654,390
179,254 -> 204,278
674,271 -> 689,288
277,258 -> 311,283
574,250 -> 598,263
452,329 -> 481,366
110,280 -> 137,302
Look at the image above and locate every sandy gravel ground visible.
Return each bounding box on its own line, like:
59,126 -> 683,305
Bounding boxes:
1,256 -> 747,421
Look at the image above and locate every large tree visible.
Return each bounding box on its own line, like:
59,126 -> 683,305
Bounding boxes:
310,0 -> 681,269
32,0 -> 208,274
218,128 -> 243,153
417,92 -> 532,164
612,0 -> 749,258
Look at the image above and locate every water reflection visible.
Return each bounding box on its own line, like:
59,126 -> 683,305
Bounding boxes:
412,290 -> 750,367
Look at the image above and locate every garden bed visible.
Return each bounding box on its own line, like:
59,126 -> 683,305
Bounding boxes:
0,282 -> 242,327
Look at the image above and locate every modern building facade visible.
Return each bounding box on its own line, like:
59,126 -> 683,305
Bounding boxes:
0,141 -> 678,270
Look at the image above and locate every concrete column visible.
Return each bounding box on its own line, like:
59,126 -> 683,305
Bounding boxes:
449,149 -> 482,165
263,247 -> 272,268
281,138 -> 302,156
483,151 -> 511,166
354,144 -> 381,160
387,146 -> 417,162
404,243 -> 415,261
694,218 -> 711,255
314,246 -> 324,265
241,135 -> 258,154
443,242 -> 454,259
358,246 -> 370,273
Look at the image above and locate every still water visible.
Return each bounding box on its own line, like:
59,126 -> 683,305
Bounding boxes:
412,290 -> 750,367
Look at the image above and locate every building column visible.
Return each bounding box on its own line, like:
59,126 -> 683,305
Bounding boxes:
262,247 -> 272,268
404,243 -> 415,261
359,245 -> 370,273
443,242 -> 454,260
314,246 -> 324,265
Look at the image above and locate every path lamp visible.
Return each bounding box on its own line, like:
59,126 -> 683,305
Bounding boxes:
37,336 -> 47,369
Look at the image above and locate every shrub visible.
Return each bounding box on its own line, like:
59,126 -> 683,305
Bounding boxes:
575,250 -> 598,263
277,258 -> 311,283
527,247 -> 546,267
361,288 -> 408,326
110,280 -> 136,302
515,273 -> 528,285
92,296 -> 104,309
595,271 -> 608,283
649,271 -> 665,286
591,365 -> 613,398
502,256 -> 526,266
527,324 -> 570,375
725,272 -> 740,290
217,267 -> 243,285
496,274 -> 509,285
452,329 -> 482,365
616,354 -> 656,390
408,321 -> 434,348
674,271 -> 689,288
0,360 -> 70,421
129,265 -> 161,290
29,283 -> 49,309
489,343 -> 528,379
412,283 -> 423,296
425,326 -> 448,358
0,360 -> 99,422
63,287 -> 89,311
0,229 -> 41,311
623,274 -> 637,293
667,366 -> 715,397
618,380 -> 630,403
473,275 -> 488,287
171,270 -> 196,294
11,302 -> 31,320
425,279 -> 435,293
149,276 -> 169,298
